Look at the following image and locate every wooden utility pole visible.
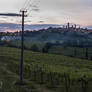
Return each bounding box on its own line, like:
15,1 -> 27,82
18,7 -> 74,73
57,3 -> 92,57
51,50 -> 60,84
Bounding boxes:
67,22 -> 70,29
0,12 -> 27,84
20,10 -> 27,83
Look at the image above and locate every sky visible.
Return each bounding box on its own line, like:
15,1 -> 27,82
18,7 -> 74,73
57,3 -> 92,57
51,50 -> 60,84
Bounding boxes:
0,0 -> 92,26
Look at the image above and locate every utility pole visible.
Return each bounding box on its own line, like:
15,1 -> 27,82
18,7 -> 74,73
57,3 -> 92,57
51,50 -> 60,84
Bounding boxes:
0,12 -> 27,84
67,22 -> 70,29
20,10 -> 27,83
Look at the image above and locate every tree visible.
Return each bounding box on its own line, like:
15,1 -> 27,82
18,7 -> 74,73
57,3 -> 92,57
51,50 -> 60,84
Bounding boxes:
42,42 -> 52,53
30,44 -> 39,52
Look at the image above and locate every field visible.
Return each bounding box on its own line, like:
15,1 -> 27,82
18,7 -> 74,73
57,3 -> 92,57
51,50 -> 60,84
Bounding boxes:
0,46 -> 92,92
49,46 -> 92,59
0,56 -> 37,92
6,41 -> 92,60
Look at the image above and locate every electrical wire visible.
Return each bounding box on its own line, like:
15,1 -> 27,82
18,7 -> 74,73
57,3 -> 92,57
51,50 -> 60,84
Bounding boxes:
23,0 -> 30,9
21,0 -> 31,11
24,0 -> 32,10
27,0 -> 40,16
20,0 -> 42,25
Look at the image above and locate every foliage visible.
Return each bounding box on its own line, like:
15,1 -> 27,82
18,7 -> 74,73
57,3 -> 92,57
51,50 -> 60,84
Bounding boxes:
30,44 -> 39,52
42,42 -> 53,53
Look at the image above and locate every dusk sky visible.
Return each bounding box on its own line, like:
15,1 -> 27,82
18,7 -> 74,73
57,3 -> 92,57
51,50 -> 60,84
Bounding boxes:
0,0 -> 92,26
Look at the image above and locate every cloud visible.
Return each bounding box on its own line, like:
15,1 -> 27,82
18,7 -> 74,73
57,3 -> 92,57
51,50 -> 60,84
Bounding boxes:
0,0 -> 92,25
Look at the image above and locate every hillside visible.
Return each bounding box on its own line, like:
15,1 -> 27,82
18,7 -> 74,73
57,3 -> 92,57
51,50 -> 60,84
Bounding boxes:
0,57 -> 36,92
1,27 -> 92,47
0,46 -> 92,92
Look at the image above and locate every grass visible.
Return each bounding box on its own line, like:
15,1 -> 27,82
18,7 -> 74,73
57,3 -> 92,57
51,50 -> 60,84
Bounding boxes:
49,46 -> 92,59
0,46 -> 92,92
0,61 -> 37,92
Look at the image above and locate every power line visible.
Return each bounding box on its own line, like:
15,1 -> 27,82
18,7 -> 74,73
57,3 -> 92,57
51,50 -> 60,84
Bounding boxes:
21,0 -> 31,10
21,0 -> 33,17
23,0 -> 30,9
24,0 -> 32,10
20,0 -> 41,23
26,0 -> 40,17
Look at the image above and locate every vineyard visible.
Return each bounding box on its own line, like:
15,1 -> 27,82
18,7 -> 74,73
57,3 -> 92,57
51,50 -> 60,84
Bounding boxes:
49,46 -> 92,59
0,46 -> 92,92
4,40 -> 92,60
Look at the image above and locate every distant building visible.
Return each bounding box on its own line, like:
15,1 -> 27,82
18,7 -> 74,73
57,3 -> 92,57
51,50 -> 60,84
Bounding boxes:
1,36 -> 21,42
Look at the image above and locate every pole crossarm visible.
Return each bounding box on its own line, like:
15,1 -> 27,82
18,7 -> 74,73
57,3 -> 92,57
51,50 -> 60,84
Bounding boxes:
20,10 -> 27,17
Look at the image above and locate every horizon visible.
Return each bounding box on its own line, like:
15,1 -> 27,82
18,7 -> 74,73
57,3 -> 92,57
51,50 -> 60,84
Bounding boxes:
0,22 -> 92,33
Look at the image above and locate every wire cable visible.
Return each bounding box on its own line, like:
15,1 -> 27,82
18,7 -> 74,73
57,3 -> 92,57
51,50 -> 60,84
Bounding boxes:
21,0 -> 31,10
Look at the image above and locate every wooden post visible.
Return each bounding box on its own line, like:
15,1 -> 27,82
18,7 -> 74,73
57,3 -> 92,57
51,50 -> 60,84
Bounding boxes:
20,10 -> 27,83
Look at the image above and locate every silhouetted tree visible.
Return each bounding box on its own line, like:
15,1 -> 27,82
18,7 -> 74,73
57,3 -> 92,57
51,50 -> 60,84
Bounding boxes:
42,42 -> 52,53
30,44 -> 39,52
